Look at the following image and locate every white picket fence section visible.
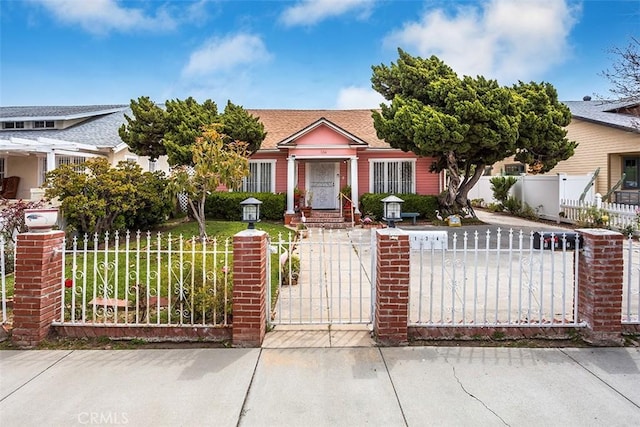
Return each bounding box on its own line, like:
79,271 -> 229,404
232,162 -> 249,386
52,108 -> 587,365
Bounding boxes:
409,229 -> 582,327
57,231 -> 232,327
560,194 -> 639,231
623,237 -> 640,324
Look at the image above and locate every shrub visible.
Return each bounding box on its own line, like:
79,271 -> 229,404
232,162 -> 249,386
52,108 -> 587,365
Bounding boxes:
126,171 -> 172,231
204,192 -> 285,221
359,193 -> 439,221
503,196 -> 522,215
490,176 -> 518,205
45,158 -> 172,235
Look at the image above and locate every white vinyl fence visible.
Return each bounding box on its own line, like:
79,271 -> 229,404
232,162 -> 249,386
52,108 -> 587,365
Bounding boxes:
409,229 -> 582,327
57,231 -> 232,327
469,173 -> 596,221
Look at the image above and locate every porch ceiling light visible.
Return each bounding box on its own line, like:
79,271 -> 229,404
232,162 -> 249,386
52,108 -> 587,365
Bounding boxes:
382,195 -> 404,228
241,197 -> 262,229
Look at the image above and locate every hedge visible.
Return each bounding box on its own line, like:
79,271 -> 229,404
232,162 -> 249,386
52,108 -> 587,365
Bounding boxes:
204,192 -> 286,221
359,193 -> 439,222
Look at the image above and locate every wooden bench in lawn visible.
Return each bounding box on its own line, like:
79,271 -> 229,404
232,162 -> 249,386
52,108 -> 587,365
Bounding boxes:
401,212 -> 420,225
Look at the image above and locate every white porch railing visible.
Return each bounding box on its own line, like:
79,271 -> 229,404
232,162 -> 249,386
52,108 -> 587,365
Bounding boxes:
409,229 -> 582,327
58,231 -> 232,327
623,237 -> 640,324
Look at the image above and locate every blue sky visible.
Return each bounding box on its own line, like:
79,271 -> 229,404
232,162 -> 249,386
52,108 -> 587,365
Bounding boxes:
1,0 -> 638,108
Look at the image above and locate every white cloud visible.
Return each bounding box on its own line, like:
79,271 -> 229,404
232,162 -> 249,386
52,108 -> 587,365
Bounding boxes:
182,33 -> 271,78
384,0 -> 580,83
280,0 -> 374,27
29,0 -> 176,34
335,86 -> 385,109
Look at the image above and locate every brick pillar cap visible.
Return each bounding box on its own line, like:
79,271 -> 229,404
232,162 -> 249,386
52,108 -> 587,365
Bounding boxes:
235,229 -> 267,238
376,228 -> 408,237
576,228 -> 622,237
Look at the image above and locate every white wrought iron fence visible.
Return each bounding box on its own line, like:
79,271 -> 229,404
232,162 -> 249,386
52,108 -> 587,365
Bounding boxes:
409,229 -> 582,327
58,231 -> 232,327
623,237 -> 640,324
1,235 -> 7,325
269,228 -> 374,325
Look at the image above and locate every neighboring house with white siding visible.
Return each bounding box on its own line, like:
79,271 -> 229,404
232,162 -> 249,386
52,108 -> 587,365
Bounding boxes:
0,105 -> 169,200
489,99 -> 640,201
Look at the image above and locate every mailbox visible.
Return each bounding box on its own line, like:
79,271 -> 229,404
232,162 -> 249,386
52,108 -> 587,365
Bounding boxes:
533,232 -> 582,250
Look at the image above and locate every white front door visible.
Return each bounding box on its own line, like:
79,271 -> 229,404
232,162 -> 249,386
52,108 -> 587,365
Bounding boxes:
308,162 -> 338,209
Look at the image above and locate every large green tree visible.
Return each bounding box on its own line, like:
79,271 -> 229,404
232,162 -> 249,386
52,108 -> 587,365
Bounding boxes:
371,49 -> 575,214
119,96 -> 266,166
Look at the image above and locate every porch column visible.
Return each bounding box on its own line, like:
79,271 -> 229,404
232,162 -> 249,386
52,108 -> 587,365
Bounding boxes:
46,151 -> 56,172
350,156 -> 360,214
286,155 -> 295,214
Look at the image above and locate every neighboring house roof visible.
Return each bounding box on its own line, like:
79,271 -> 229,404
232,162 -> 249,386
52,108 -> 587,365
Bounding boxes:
564,100 -> 639,132
0,106 -> 129,148
247,109 -> 387,149
0,105 -> 127,121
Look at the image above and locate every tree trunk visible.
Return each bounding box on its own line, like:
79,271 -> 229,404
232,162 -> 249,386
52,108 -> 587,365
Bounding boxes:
439,151 -> 461,215
456,163 -> 485,213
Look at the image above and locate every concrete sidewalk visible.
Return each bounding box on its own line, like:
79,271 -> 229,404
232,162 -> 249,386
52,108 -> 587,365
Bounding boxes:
2,345 -> 639,426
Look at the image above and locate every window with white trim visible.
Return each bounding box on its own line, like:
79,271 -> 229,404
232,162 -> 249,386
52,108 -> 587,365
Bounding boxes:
0,158 -> 5,181
148,159 -> 157,172
57,155 -> 87,172
34,120 -> 55,129
371,160 -> 415,194
242,161 -> 275,193
2,121 -> 24,129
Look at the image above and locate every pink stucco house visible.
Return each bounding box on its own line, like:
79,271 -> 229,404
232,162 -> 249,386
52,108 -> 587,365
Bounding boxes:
244,109 -> 442,223
0,106 -> 442,222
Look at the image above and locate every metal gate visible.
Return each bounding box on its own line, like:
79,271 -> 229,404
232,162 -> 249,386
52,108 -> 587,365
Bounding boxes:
269,228 -> 375,325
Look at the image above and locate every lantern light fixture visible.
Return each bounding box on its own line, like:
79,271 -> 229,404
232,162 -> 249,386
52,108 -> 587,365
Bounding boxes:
240,197 -> 262,229
381,195 -> 404,228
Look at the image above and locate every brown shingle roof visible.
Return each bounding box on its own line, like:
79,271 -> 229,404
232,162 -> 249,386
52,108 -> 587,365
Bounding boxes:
247,109 -> 389,150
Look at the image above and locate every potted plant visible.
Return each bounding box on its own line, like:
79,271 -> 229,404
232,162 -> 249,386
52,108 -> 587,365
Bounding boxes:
24,208 -> 59,232
301,191 -> 313,217
294,188 -> 304,212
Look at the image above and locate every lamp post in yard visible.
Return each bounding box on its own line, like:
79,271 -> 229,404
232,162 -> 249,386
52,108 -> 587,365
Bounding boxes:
382,195 -> 403,228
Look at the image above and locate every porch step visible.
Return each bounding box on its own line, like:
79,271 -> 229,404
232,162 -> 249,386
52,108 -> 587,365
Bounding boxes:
292,210 -> 353,229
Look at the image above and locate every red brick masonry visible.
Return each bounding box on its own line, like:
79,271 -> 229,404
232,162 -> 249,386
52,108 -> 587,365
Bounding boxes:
374,229 -> 410,346
232,230 -> 268,347
576,228 -> 624,345
12,231 -> 65,347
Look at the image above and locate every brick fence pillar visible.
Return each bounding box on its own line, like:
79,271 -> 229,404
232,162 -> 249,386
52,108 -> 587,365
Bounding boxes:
12,231 -> 65,347
576,228 -> 624,346
374,228 -> 410,346
232,230 -> 268,347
